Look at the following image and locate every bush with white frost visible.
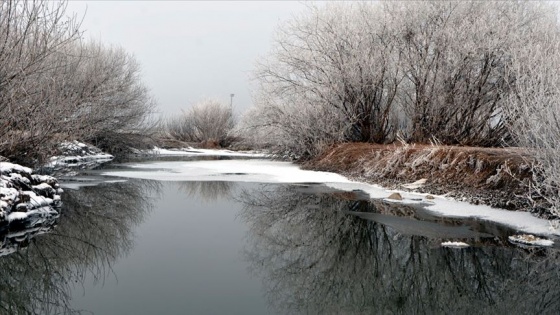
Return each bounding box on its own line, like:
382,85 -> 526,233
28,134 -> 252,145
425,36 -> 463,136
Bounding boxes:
246,3 -> 400,158
385,1 -> 533,146
0,0 -> 156,166
506,33 -> 560,217
242,1 -> 559,156
240,0 -> 560,215
165,99 -> 234,146
55,42 -> 158,154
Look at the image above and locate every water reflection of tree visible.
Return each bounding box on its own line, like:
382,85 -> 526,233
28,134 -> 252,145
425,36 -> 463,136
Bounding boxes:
238,185 -> 560,314
0,179 -> 160,315
178,181 -> 235,202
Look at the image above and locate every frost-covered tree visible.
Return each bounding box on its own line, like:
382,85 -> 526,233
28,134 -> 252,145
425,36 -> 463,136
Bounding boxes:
387,1 -> 551,146
0,0 -> 82,163
246,3 -> 401,158
59,42 -> 157,154
0,0 -> 156,165
504,13 -> 560,217
243,1 -> 560,157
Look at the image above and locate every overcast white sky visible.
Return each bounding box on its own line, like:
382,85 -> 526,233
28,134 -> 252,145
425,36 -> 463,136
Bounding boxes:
65,1 -> 309,116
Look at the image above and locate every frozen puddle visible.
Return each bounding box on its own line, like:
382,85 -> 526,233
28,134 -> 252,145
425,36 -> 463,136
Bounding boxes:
100,159 -> 560,238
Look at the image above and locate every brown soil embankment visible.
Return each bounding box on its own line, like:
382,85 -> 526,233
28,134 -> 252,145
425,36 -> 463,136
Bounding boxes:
304,143 -> 537,213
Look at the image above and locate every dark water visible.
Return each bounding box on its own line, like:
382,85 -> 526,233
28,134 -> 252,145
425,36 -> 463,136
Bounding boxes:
1,166 -> 560,314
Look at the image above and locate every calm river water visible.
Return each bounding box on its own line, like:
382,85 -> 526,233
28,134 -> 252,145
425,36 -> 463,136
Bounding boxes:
1,159 -> 560,314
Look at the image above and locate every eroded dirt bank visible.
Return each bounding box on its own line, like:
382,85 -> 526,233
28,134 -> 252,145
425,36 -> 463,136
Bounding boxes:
303,143 -> 543,216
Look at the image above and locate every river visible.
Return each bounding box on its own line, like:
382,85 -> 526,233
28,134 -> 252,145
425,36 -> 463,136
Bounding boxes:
1,158 -> 560,314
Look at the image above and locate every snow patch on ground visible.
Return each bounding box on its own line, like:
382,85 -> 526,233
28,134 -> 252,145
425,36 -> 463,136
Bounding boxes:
7,211 -> 28,221
7,206 -> 58,223
0,160 -> 62,258
100,158 -> 560,238
401,178 -> 427,190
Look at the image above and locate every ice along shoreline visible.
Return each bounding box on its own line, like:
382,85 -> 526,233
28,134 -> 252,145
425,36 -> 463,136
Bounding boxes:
99,158 -> 560,240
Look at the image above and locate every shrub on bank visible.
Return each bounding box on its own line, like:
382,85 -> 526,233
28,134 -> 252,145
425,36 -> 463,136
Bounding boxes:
165,99 -> 234,147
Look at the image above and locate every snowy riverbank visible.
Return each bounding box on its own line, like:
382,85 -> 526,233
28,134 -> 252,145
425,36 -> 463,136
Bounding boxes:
1,140 -> 115,225
0,162 -> 62,224
43,141 -> 114,174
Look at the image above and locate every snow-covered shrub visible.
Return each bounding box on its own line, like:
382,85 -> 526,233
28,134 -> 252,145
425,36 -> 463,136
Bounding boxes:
246,3 -> 400,158
165,98 -> 234,146
0,1 -> 156,166
506,31 -> 560,217
246,1 -> 559,158
237,92 -> 350,159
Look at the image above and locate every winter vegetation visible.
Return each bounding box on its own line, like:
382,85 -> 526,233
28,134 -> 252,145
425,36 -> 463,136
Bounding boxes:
0,0 -> 156,167
236,1 -> 560,217
241,1 -> 557,156
2,0 -> 560,219
163,98 -> 234,148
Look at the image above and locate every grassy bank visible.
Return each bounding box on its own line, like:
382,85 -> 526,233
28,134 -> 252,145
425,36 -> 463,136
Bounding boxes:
303,143 -> 544,216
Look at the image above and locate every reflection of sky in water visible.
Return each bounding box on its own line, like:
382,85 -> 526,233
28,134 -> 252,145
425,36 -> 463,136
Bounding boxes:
3,171 -> 560,314
69,181 -> 268,315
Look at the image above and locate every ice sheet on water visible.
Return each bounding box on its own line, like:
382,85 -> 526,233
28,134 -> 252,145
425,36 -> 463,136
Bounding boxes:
103,159 -> 349,184
145,147 -> 269,158
100,159 -> 560,238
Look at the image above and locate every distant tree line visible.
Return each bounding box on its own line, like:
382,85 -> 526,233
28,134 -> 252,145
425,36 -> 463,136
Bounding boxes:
0,0 -> 156,166
239,1 -> 559,159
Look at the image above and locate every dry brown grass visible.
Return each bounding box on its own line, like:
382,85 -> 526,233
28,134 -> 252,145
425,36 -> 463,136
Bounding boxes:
304,143 -> 535,210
